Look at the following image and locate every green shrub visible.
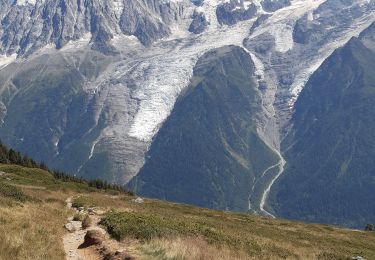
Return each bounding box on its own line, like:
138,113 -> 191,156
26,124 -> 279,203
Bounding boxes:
73,213 -> 85,222
100,211 -> 169,241
71,197 -> 86,209
0,183 -> 28,202
365,224 -> 374,231
100,211 -> 230,245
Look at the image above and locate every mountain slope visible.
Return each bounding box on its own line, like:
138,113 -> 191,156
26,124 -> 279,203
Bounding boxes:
1,163 -> 375,260
271,26 -> 375,227
129,46 -> 279,212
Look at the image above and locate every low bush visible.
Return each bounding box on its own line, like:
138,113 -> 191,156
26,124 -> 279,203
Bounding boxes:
0,183 -> 28,202
100,211 -> 230,245
73,213 -> 85,222
71,197 -> 86,209
365,224 -> 374,231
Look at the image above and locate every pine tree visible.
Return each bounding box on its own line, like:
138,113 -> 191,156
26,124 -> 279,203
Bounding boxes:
8,149 -> 20,164
22,155 -> 33,168
365,224 -> 374,231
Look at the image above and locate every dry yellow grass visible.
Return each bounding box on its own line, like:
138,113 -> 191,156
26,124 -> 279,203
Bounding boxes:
0,199 -> 69,260
75,193 -> 375,259
138,237 -> 250,260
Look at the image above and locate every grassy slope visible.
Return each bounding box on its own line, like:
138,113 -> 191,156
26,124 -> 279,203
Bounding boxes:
0,164 -> 374,260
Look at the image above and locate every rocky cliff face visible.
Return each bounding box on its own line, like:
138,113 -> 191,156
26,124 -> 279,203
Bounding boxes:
0,0 -> 375,226
0,0 -> 186,56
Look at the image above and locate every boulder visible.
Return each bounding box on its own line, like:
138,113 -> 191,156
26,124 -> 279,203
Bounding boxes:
133,197 -> 144,204
189,12 -> 208,34
79,230 -> 104,248
64,223 -> 76,232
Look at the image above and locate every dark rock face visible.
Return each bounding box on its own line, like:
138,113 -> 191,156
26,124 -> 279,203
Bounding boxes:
129,46 -> 279,212
188,11 -> 208,34
190,0 -> 204,6
216,0 -> 257,26
261,0 -> 291,12
250,14 -> 271,35
118,0 -> 172,46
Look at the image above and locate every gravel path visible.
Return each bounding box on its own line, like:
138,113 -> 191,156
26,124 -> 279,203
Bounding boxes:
62,197 -> 101,260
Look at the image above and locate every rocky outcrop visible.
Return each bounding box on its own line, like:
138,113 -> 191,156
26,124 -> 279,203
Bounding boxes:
216,0 -> 257,26
0,0 -> 186,56
188,11 -> 208,34
261,0 -> 291,12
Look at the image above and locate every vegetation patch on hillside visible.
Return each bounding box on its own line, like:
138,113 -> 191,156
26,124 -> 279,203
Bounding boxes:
0,161 -> 374,260
100,211 -> 234,246
0,182 -> 29,202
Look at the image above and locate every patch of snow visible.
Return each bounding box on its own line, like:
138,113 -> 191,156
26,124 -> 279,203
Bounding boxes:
247,51 -> 265,81
0,54 -> 17,70
307,11 -> 314,21
88,138 -> 100,161
112,0 -> 125,18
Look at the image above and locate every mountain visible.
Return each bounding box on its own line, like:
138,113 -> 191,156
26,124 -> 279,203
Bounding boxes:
1,0 -> 375,228
129,46 -> 280,213
270,23 -> 375,228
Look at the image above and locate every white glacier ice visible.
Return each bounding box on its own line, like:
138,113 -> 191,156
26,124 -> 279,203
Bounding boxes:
0,54 -> 17,70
